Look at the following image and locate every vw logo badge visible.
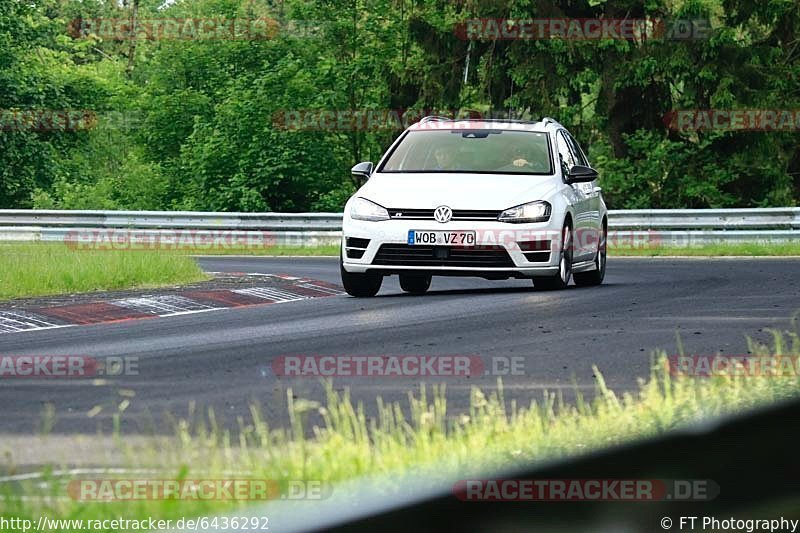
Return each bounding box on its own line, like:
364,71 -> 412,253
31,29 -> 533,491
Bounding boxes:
434,205 -> 452,223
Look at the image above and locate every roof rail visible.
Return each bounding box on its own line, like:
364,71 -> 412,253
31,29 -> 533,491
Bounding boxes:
418,115 -> 454,124
541,117 -> 557,126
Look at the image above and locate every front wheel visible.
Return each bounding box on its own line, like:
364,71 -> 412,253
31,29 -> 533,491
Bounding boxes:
533,223 -> 573,291
574,224 -> 606,287
340,260 -> 382,297
399,274 -> 431,294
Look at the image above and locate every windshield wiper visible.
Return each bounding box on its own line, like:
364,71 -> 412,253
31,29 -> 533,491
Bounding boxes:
450,130 -> 503,138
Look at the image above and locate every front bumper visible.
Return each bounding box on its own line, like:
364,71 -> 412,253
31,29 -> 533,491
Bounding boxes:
341,218 -> 563,278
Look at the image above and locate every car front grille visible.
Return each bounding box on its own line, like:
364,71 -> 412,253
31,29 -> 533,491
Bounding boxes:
386,209 -> 502,221
372,244 -> 515,268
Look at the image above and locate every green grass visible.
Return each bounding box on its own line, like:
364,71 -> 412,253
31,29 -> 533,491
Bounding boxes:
0,243 -> 208,300
610,241 -> 800,256
2,323 -> 799,530
189,244 -> 340,256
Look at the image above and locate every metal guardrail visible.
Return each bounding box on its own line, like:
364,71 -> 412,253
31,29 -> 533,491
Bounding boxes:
608,207 -> 800,230
0,208 -> 798,247
0,210 -> 341,230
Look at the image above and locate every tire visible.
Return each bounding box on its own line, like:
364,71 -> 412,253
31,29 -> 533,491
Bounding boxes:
574,223 -> 606,287
399,274 -> 431,294
340,257 -> 382,297
533,222 -> 573,291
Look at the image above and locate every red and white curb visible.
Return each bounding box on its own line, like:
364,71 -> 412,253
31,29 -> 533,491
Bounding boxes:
0,274 -> 344,335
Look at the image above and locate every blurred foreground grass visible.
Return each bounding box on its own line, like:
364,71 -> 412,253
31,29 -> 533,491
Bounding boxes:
2,323 -> 799,530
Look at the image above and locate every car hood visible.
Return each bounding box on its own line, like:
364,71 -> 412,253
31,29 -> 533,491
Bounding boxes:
356,173 -> 560,210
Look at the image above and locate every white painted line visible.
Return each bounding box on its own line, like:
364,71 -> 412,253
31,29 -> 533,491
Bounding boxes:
110,295 -> 219,315
0,311 -> 68,334
157,307 -> 225,318
232,287 -> 307,302
206,271 -> 276,277
0,467 -> 262,484
0,468 -> 159,483
296,283 -> 345,295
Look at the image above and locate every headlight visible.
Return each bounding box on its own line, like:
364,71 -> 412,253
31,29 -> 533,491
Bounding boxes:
350,197 -> 390,221
498,201 -> 551,223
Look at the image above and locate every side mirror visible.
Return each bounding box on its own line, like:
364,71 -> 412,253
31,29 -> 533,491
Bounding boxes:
566,165 -> 598,184
351,161 -> 374,181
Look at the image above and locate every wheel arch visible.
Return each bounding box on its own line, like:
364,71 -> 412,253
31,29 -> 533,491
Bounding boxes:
562,211 -> 574,229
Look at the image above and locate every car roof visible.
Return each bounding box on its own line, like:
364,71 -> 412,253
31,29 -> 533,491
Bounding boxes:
406,116 -> 562,133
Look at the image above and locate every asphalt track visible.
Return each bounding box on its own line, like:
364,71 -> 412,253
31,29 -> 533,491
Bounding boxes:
0,256 -> 798,442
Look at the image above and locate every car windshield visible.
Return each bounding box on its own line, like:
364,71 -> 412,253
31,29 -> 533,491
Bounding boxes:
380,129 -> 552,174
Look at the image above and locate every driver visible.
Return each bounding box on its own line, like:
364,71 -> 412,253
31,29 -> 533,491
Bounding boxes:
510,145 -> 531,167
507,143 -> 549,171
433,147 -> 456,170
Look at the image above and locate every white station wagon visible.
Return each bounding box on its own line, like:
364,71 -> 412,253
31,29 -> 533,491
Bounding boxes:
340,117 -> 607,296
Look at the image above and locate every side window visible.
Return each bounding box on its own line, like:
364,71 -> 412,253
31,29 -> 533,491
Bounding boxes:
556,131 -> 576,175
565,132 -> 589,167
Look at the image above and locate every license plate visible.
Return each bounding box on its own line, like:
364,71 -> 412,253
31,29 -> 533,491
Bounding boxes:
407,230 -> 476,246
